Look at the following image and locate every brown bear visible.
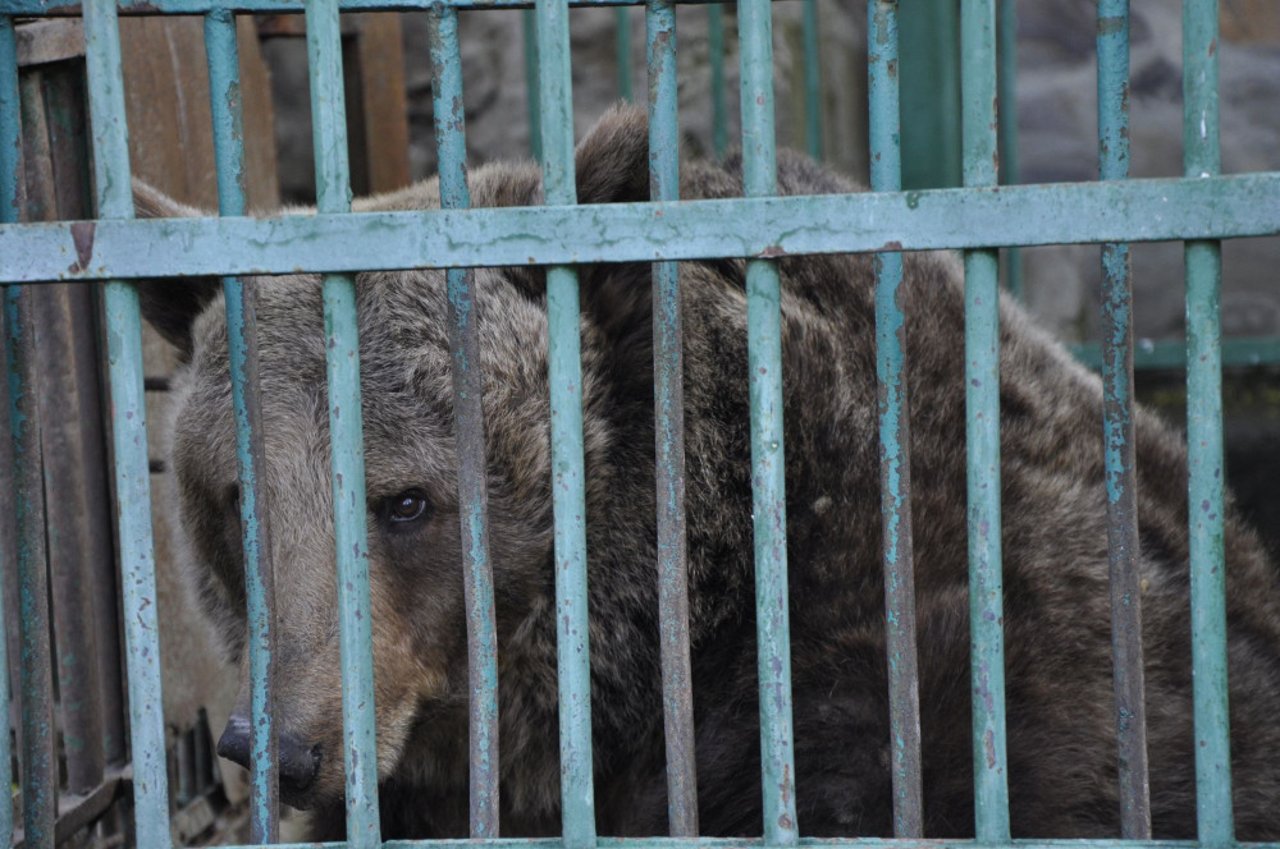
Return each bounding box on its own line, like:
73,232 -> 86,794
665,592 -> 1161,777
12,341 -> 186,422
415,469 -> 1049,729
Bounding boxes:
136,105 -> 1280,840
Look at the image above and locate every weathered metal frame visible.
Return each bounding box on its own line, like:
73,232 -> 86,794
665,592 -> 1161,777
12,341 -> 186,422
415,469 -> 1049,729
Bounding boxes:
1,1 -> 1276,849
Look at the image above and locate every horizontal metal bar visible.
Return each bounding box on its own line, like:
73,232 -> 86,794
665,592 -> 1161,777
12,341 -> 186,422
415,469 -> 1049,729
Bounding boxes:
3,173 -> 1278,283
1072,335 -> 1280,371
3,0 -> 751,13
224,839 -> 1280,849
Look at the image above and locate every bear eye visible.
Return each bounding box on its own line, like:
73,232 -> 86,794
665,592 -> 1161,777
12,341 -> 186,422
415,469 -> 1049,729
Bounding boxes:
385,489 -> 429,524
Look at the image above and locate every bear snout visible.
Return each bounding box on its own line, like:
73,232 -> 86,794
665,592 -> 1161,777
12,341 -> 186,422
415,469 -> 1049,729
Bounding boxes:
217,712 -> 324,806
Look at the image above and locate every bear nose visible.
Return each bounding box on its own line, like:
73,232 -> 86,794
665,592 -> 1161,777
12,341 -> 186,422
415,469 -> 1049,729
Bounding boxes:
216,713 -> 321,792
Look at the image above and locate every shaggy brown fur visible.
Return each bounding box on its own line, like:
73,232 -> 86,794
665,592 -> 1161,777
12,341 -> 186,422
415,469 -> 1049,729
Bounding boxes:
138,105 -> 1280,840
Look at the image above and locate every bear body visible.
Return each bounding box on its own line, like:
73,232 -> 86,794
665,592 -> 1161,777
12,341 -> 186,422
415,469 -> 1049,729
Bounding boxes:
138,107 -> 1280,840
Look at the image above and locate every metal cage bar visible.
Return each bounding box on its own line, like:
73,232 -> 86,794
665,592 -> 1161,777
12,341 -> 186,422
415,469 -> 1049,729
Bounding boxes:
867,0 -> 924,838
7,173 -> 1279,283
960,0 -> 1010,842
800,0 -> 820,159
0,30 -> 15,833
707,3 -> 727,158
1095,0 -> 1151,839
532,0 -> 597,845
646,0 -> 698,835
204,8 -> 282,842
1181,1 -> 1232,845
427,5 -> 502,837
617,6 -> 633,101
81,0 -> 174,844
303,0 -> 383,843
737,0 -> 798,843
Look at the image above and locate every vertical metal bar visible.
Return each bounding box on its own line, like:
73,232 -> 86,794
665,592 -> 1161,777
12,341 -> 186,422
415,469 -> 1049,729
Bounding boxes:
81,0 -> 173,843
204,9 -> 281,843
36,284 -> 108,798
0,21 -> 24,849
899,0 -> 961,189
1181,2 -> 1231,845
304,0 -> 382,845
616,7 -> 633,102
428,6 -> 501,838
737,0 -> 797,843
707,4 -> 728,159
523,9 -> 543,162
1096,0 -> 1151,838
533,0 -> 596,845
996,0 -> 1021,297
6,285 -> 55,849
801,0 -> 822,160
868,0 -> 924,837
960,0 -> 1010,842
646,0 -> 697,836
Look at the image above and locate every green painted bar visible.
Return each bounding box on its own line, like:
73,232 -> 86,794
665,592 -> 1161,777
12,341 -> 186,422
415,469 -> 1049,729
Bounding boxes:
960,0 -> 1010,842
898,0 -> 960,189
81,0 -> 174,843
304,0 -> 382,843
801,0 -> 821,159
1095,0 -> 1150,838
868,0 -> 924,837
205,8 -> 281,842
1073,335 -> 1280,371
0,19 -> 18,849
646,0 -> 698,835
995,0 -> 1020,297
523,9 -> 542,161
737,0 -> 798,842
617,7 -> 633,101
707,3 -> 727,158
1182,2 -> 1232,845
534,0 -> 597,844
3,173 -> 1279,282
6,285 -> 57,849
428,6 -> 502,837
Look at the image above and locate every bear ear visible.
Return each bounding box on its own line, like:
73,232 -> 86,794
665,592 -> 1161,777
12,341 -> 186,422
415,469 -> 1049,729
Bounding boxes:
574,103 -> 651,205
131,180 -> 222,357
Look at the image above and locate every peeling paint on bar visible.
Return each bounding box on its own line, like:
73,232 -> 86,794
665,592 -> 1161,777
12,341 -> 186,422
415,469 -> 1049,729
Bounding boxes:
1181,2 -> 1232,846
737,0 -> 798,842
428,5 -> 502,837
1095,0 -> 1150,839
646,0 -> 698,835
533,0 -> 597,845
868,0 -> 924,838
304,0 -> 382,843
960,0 -> 1011,842
205,8 -> 281,842
3,174 -> 1278,283
81,0 -> 174,844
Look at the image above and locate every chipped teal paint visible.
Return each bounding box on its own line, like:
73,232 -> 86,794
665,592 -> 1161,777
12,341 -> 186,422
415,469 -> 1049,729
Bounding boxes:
305,0 -> 382,843
738,0 -> 798,842
1095,0 -> 1150,838
869,0 -> 924,837
647,0 -> 697,835
428,6 -> 501,836
1182,2 -> 1232,845
82,0 -> 174,842
6,287 -> 56,849
205,9 -> 281,842
961,0 -> 1010,842
706,3 -> 727,158
9,173 -> 1277,283
616,7 -> 633,101
801,0 -> 821,159
534,0 -> 597,844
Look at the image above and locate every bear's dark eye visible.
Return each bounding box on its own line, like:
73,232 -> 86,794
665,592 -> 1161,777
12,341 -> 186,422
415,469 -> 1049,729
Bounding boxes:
385,489 -> 429,525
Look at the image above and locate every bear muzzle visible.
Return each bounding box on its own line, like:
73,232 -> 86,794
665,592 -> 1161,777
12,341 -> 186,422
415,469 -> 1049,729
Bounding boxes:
217,712 -> 324,808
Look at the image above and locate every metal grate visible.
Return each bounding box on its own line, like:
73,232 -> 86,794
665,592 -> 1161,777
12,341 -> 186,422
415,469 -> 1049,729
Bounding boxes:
1,1 -> 1278,849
